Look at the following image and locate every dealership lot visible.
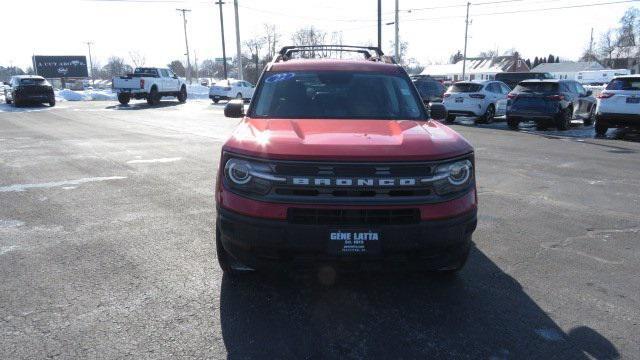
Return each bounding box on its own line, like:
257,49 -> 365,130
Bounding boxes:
0,100 -> 638,359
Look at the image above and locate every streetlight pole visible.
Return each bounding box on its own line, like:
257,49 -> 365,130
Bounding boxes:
215,0 -> 228,80
85,41 -> 95,86
233,0 -> 243,80
377,0 -> 382,50
176,8 -> 193,84
394,0 -> 399,63
462,2 -> 470,81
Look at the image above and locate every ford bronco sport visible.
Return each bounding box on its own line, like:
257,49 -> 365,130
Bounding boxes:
216,45 -> 477,276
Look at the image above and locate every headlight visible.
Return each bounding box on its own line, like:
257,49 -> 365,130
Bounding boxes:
433,159 -> 473,195
223,156 -> 284,195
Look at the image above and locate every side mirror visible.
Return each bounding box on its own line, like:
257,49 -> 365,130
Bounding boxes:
224,99 -> 245,118
429,103 -> 447,121
585,90 -> 593,97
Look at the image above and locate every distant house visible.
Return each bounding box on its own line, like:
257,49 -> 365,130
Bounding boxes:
420,55 -> 530,82
532,61 -> 604,80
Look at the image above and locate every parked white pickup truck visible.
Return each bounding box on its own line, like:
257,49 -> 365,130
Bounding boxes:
113,67 -> 187,105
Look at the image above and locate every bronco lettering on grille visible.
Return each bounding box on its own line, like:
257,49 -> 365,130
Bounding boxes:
289,177 -> 421,187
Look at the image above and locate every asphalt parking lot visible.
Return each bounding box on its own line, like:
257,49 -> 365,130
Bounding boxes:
0,99 -> 638,359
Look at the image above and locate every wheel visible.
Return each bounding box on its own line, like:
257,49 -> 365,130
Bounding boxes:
177,86 -> 187,103
583,106 -> 595,126
49,97 -> 56,107
147,87 -> 160,105
213,99 -> 219,104
118,93 -> 131,105
216,227 -> 252,276
5,96 -> 11,104
445,115 -> 456,124
13,96 -> 21,107
507,116 -> 520,130
235,92 -> 243,100
595,120 -> 608,137
556,107 -> 571,130
476,104 -> 495,124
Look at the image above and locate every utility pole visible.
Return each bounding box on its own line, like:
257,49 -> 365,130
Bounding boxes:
215,0 -> 228,80
377,0 -> 382,50
394,0 -> 400,63
462,2 -> 470,81
176,8 -> 192,84
233,0 -> 243,80
85,41 -> 95,86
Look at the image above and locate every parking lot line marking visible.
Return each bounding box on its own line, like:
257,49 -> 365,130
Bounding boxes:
126,157 -> 182,164
0,176 -> 127,193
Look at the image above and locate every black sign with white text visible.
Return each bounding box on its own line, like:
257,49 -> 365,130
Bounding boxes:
33,56 -> 89,78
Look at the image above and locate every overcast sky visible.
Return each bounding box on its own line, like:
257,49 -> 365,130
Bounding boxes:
2,0 -> 636,70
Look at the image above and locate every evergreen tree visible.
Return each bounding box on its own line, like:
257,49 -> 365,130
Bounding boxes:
548,54 -> 555,63
525,59 -> 532,69
533,57 -> 539,67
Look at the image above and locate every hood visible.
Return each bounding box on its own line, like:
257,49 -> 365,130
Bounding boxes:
223,118 -> 473,161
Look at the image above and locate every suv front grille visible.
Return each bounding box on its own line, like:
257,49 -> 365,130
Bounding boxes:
288,208 -> 420,226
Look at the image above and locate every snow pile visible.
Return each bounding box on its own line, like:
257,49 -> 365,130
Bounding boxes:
56,89 -> 117,101
186,84 -> 210,100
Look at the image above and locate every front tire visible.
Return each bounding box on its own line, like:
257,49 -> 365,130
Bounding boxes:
445,115 -> 456,124
118,93 -> 131,105
49,97 -> 56,107
177,86 -> 187,103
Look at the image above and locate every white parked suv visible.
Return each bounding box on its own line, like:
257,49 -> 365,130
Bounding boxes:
209,79 -> 255,103
113,67 -> 187,106
595,75 -> 640,136
443,80 -> 510,124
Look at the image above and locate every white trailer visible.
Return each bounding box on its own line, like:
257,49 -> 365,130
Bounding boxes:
576,69 -> 631,85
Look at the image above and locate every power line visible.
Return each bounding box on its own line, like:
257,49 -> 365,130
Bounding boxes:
401,0 -> 639,22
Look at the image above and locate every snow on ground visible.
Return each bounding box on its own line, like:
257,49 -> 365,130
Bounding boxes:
54,84 -> 209,102
56,89 -> 117,102
186,84 -> 210,100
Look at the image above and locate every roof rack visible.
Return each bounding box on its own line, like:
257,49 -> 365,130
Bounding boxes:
271,45 -> 396,65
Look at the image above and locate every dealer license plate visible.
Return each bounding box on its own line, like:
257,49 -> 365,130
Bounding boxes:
328,230 -> 381,256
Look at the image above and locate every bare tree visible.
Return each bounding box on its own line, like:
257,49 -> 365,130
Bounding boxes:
477,49 -> 498,58
291,27 -> 326,58
102,57 -> 132,78
616,7 -> 639,58
598,30 -> 617,67
245,37 -> 265,71
263,24 -> 280,61
129,51 -> 146,68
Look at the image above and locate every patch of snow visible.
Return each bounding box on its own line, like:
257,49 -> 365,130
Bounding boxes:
186,84 -> 211,100
127,157 -> 182,164
0,246 -> 19,256
0,176 -> 127,193
56,89 -> 117,102
0,220 -> 25,228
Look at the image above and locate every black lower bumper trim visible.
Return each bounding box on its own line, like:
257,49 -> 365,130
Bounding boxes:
217,207 -> 477,271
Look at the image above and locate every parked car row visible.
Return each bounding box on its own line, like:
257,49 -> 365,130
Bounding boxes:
436,75 -> 639,135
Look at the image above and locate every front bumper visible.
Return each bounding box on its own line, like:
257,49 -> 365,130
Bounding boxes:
596,113 -> 640,128
217,207 -> 477,271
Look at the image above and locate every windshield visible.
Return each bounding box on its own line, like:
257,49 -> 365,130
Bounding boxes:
449,83 -> 483,93
20,78 -> 49,86
606,78 -> 640,90
250,71 -> 426,120
514,82 -> 559,93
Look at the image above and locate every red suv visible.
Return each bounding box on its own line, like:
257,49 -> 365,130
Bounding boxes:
216,46 -> 477,276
